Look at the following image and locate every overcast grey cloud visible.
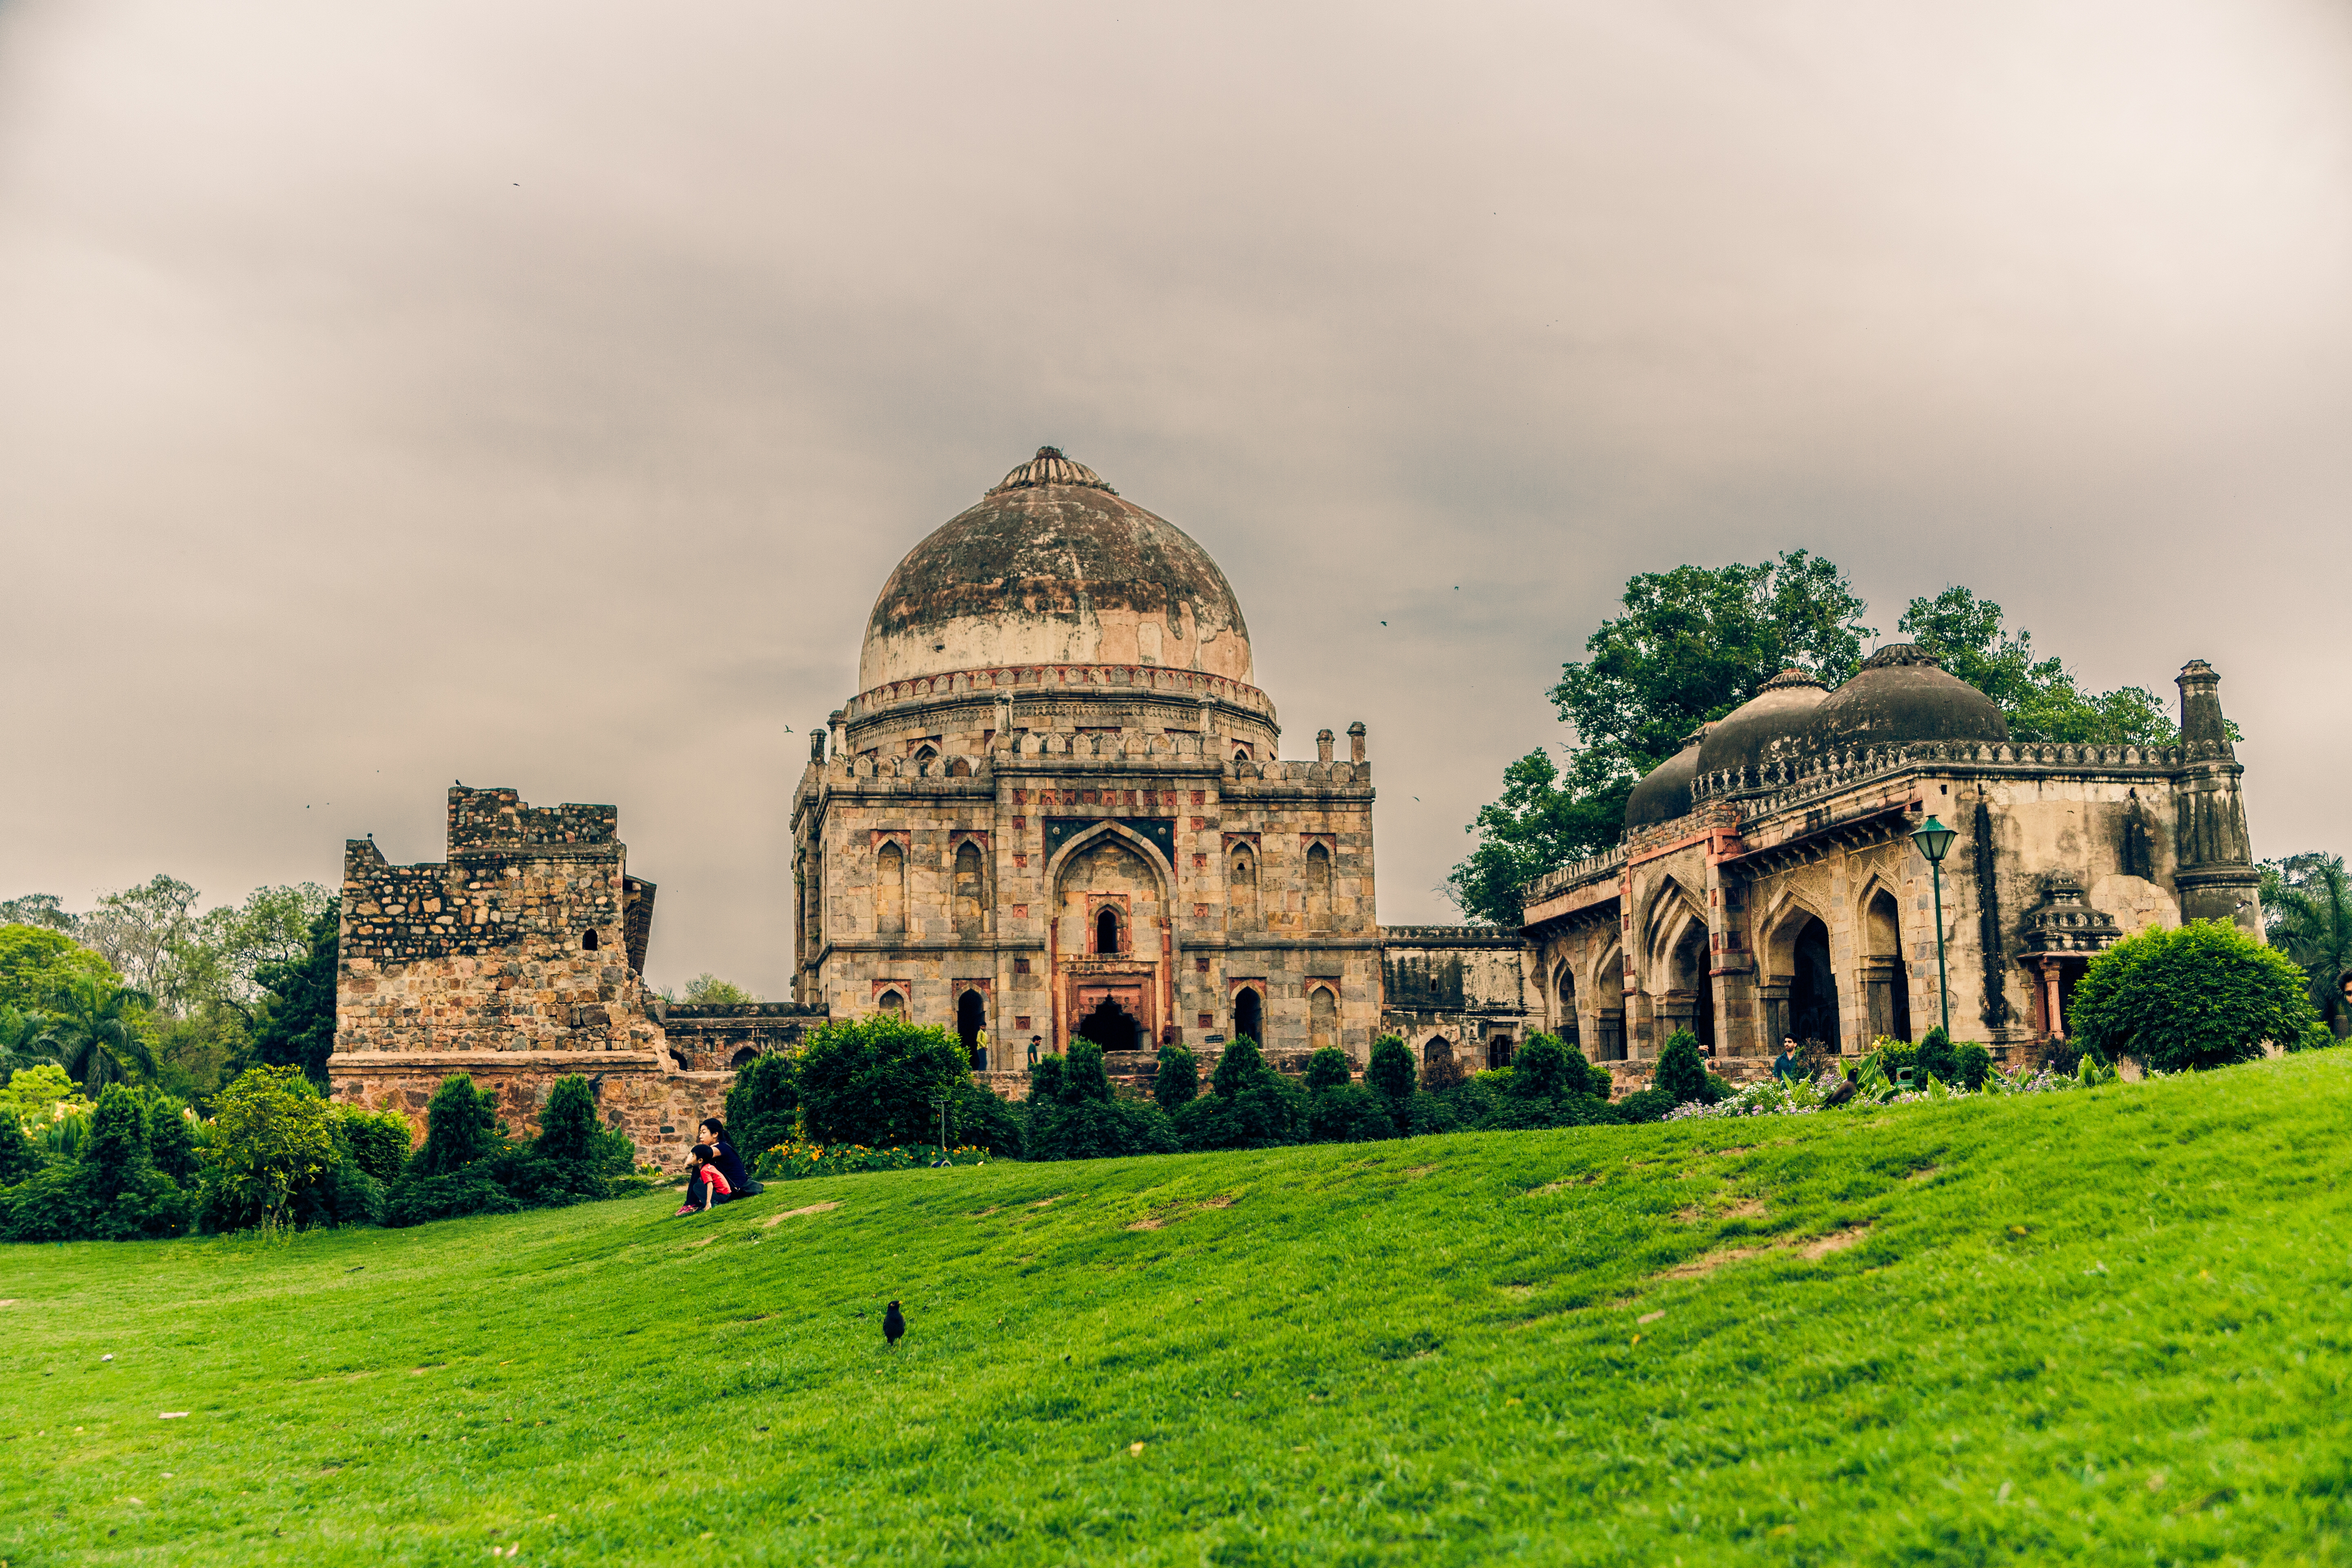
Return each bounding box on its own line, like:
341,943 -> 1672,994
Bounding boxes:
4,0 -> 2348,1000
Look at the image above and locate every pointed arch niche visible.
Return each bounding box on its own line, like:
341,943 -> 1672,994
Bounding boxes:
1049,823 -> 1172,1055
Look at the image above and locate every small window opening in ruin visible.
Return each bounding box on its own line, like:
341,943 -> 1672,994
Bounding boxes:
877,989 -> 905,1020
1096,906 -> 1122,955
913,744 -> 938,762
1233,747 -> 1251,762
1488,1036 -> 1514,1070
582,928 -> 599,950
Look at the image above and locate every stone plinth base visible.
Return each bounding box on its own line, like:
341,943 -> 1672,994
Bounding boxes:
330,1050 -> 731,1174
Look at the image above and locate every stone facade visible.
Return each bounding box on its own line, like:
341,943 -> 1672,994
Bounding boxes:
792,694 -> 1384,1096
331,786 -> 741,1170
1516,655 -> 2261,1075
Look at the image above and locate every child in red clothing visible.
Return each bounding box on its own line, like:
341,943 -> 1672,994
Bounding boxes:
674,1146 -> 733,1215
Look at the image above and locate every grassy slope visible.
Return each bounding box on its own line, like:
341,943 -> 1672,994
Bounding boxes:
7,1055 -> 2351,1567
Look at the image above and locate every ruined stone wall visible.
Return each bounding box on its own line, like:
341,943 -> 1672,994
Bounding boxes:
656,1002 -> 826,1072
1379,928 -> 1534,1073
332,786 -> 728,1173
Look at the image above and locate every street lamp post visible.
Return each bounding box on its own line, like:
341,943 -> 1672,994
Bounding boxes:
1910,814 -> 1959,1040
930,1094 -> 949,1168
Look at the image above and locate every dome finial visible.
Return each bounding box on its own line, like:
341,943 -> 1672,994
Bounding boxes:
988,447 -> 1117,496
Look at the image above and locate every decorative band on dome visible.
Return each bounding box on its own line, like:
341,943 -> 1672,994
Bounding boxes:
986,446 -> 1119,496
1860,643 -> 1944,670
1758,668 -> 1828,693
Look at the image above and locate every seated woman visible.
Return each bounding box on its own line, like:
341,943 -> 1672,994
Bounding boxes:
697,1118 -> 760,1198
674,1145 -> 733,1215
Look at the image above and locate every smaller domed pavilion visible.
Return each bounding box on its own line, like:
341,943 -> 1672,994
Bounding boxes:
1520,646 -> 2260,1076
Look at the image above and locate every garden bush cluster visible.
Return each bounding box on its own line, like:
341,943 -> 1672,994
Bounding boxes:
0,1065 -> 646,1239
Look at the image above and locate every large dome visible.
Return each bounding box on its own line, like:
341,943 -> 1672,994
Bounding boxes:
858,448 -> 1254,692
1806,644 -> 2009,749
1694,668 -> 1830,780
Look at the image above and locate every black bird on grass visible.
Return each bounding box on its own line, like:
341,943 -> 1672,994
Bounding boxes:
883,1300 -> 905,1349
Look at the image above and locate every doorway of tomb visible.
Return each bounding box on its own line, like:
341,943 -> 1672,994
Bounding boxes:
1076,993 -> 1146,1053
1232,986 -> 1263,1047
1789,915 -> 1840,1052
1667,921 -> 1716,1054
958,989 -> 987,1070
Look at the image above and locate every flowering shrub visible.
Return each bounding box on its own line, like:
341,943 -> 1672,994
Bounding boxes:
756,1140 -> 990,1180
1666,1050 -> 2117,1121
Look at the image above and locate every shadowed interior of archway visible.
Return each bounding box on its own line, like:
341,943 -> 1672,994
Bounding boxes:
1078,995 -> 1144,1052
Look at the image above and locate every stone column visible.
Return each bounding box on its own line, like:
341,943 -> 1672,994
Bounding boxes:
1348,721 -> 1367,764
2042,960 -> 2066,1040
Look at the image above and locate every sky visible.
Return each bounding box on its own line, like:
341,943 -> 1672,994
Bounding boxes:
3,0 -> 2348,1002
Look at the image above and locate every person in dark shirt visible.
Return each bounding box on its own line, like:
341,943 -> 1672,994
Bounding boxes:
698,1118 -> 758,1196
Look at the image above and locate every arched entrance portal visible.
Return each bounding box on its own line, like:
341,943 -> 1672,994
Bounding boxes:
1790,916 -> 1839,1051
1232,987 -> 1263,1046
958,989 -> 987,1070
1078,994 -> 1145,1053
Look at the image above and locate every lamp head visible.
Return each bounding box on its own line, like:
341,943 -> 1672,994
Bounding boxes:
1911,813 -> 1958,866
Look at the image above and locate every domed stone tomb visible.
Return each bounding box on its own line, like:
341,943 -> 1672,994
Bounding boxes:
859,448 -> 1254,691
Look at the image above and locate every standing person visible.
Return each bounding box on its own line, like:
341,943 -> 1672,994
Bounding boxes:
698,1118 -> 759,1197
2334,973 -> 2352,1041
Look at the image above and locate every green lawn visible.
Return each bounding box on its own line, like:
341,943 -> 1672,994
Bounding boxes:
8,1055 -> 2351,1566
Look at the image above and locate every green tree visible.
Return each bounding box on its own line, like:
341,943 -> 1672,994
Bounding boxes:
724,1052 -> 802,1158
145,1095 -> 202,1187
1153,1045 -> 1199,1110
1652,1030 -> 1714,1105
2071,920 -> 2319,1072
37,974 -> 157,1094
1365,1036 -> 1416,1104
413,1074 -> 502,1176
0,894 -> 76,932
1057,1040 -> 1115,1104
1212,1036 -> 1276,1098
795,1014 -> 968,1148
2262,855 -> 2352,1021
1303,1047 -> 1352,1091
1896,588 -> 2178,744
681,974 -> 757,1005
534,1076 -> 602,1166
0,922 -> 118,1011
202,1066 -> 335,1232
245,907 -> 340,1089
0,1063 -> 85,1130
1451,552 -> 1873,922
74,875 -> 201,1004
335,1106 -> 414,1185
0,1109 -> 42,1185
1509,1033 -> 1572,1098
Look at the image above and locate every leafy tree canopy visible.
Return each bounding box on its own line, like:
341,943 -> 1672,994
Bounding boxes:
1896,587 -> 2177,745
795,1014 -> 968,1148
0,924 -> 118,1012
2262,854 -> 2352,1020
245,907 -> 339,1089
680,973 -> 758,1005
202,1065 -> 335,1233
